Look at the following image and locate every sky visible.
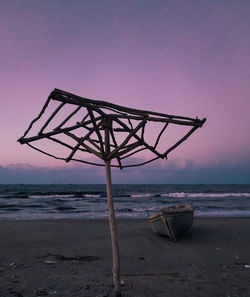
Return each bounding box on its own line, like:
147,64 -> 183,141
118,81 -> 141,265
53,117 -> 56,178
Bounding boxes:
0,0 -> 250,184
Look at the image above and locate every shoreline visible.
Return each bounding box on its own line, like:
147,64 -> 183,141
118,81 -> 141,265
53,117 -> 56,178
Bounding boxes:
0,215 -> 250,221
1,218 -> 250,296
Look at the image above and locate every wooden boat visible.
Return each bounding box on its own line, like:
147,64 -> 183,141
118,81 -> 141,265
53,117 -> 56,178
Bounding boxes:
147,204 -> 194,241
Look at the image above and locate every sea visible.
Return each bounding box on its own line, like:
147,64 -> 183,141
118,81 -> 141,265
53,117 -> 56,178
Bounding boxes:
0,184 -> 250,220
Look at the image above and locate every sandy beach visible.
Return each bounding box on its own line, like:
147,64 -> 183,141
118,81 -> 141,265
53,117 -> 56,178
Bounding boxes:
0,218 -> 250,297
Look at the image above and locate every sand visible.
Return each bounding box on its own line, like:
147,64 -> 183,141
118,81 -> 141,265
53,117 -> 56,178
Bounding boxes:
0,218 -> 250,297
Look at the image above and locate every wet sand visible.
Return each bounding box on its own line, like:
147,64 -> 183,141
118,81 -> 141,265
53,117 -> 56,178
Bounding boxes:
0,218 -> 250,297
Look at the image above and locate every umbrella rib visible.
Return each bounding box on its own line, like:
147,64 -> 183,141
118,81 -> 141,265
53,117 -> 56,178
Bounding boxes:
53,88 -> 203,123
53,97 -> 109,129
100,105 -> 128,116
77,142 -> 102,158
116,142 -> 143,158
114,118 -> 163,159
78,112 -> 90,126
53,92 -> 108,117
122,156 -> 160,168
38,102 -> 66,135
108,120 -> 147,160
112,114 -> 201,126
19,116 -> 103,144
71,158 -> 105,167
87,108 -> 105,158
141,121 -> 146,141
64,130 -> 103,159
127,118 -> 133,130
154,122 -> 169,149
163,126 -> 199,157
54,106 -> 82,130
109,126 -> 123,170
87,138 -> 103,151
90,138 -> 116,149
120,147 -> 147,160
65,142 -> 82,163
47,136 -> 87,153
78,119 -> 105,153
26,143 -> 66,161
18,94 -> 52,140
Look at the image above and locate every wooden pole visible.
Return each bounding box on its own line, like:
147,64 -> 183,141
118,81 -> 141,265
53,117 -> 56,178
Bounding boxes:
105,160 -> 121,297
104,118 -> 121,297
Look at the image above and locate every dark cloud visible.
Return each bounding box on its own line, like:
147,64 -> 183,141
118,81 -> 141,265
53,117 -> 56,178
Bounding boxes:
0,160 -> 249,184
111,159 -> 250,184
0,164 -> 105,184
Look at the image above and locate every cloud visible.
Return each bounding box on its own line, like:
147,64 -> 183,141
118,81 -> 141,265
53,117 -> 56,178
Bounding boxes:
0,159 -> 249,184
138,159 -> 250,184
0,164 -> 105,184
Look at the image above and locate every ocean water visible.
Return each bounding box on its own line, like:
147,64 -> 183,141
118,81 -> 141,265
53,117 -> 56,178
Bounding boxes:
0,184 -> 250,220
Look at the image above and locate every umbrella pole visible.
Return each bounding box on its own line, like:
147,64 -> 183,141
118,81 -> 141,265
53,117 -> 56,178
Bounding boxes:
105,160 -> 121,297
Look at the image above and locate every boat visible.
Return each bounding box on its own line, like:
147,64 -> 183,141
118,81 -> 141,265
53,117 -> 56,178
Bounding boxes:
147,204 -> 194,241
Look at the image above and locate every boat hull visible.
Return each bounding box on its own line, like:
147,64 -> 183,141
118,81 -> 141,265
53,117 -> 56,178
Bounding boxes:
148,205 -> 194,241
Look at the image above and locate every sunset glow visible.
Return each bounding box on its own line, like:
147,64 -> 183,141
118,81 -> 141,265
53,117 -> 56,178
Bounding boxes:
1,0 -> 249,183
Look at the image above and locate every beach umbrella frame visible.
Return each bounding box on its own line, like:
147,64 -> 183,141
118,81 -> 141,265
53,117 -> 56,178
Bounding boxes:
18,89 -> 206,297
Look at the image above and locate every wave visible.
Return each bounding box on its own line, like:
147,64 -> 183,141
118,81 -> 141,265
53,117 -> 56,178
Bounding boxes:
29,194 -> 75,199
3,189 -> 250,200
130,193 -> 155,198
83,194 -> 101,198
161,192 -> 250,198
128,192 -> 250,199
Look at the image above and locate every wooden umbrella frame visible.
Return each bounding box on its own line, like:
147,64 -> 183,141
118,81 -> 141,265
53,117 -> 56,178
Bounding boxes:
18,88 -> 206,297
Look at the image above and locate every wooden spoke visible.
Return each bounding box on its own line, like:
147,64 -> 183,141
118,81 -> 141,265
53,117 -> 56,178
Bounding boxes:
108,120 -> 146,160
163,126 -> 199,157
64,131 -> 103,159
26,143 -> 65,161
116,142 -> 142,158
114,118 -> 163,159
54,106 -> 82,130
87,108 -> 105,157
120,147 -> 147,160
109,125 -> 122,170
154,122 -> 169,149
38,102 -> 65,135
47,136 -> 86,152
20,94 -> 52,139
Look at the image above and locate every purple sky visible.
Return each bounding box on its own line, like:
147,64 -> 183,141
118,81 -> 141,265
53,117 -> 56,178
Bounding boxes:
1,0 -> 250,183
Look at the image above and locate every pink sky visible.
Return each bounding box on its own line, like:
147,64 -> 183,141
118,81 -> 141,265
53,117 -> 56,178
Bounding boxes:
1,0 -> 250,183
